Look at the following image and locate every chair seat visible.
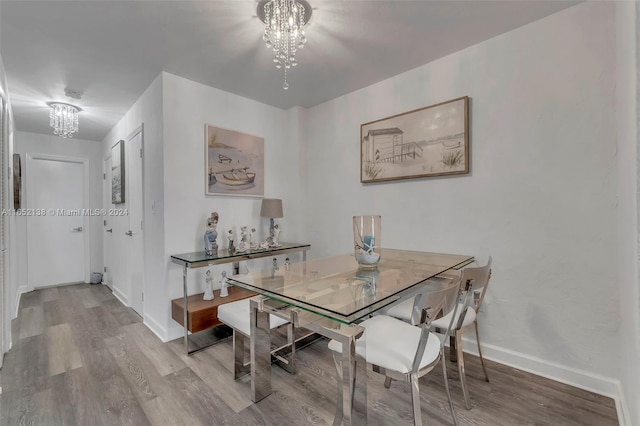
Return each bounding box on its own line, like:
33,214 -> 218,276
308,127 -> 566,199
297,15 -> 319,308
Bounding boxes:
218,299 -> 289,336
328,315 -> 441,374
430,303 -> 477,330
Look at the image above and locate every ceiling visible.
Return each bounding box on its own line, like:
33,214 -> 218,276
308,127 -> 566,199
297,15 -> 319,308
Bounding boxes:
1,0 -> 580,141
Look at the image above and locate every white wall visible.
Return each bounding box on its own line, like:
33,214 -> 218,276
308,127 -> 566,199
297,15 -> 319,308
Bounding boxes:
102,74 -> 165,336
302,1 -> 621,398
0,50 -> 17,356
162,72 -> 304,340
616,2 -> 640,424
13,131 -> 103,288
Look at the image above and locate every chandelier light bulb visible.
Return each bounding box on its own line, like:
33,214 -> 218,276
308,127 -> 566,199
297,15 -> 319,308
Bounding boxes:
258,0 -> 312,90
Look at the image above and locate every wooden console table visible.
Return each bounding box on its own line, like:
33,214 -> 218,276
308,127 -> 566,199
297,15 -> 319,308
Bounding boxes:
170,242 -> 310,355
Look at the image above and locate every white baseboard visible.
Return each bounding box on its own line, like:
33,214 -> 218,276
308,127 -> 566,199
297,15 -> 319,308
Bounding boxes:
141,315 -> 187,343
459,335 -> 619,397
14,285 -> 27,319
458,335 -> 625,424
143,314 -> 168,342
111,286 -> 128,306
614,382 -> 631,426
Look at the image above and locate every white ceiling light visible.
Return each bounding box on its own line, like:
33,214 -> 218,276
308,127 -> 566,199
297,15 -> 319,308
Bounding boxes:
47,102 -> 81,138
257,0 -> 312,90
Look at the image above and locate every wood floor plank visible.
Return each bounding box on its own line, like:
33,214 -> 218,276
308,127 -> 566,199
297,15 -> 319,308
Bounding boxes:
17,306 -> 46,339
101,374 -> 152,426
166,337 -> 255,414
46,323 -> 83,376
42,298 -> 66,327
141,395 -> 203,426
105,334 -> 161,403
122,322 -> 187,377
50,367 -> 107,426
102,299 -> 142,327
163,367 -> 252,425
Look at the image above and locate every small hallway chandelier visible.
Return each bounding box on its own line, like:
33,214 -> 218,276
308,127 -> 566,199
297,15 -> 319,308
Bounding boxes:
47,88 -> 82,138
257,0 -> 312,90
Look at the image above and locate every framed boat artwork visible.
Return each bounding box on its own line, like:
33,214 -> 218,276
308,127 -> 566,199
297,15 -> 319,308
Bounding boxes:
360,96 -> 469,183
205,124 -> 264,197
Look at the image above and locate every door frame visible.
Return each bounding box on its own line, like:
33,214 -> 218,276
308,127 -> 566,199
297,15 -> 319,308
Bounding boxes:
125,124 -> 145,315
25,153 -> 91,290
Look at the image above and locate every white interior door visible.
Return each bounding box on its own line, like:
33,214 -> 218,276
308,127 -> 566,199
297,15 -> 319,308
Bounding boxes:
27,155 -> 88,288
126,128 -> 144,316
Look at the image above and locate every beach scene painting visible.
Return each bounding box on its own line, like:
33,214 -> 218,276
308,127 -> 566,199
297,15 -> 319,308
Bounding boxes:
205,124 -> 264,197
361,96 -> 469,183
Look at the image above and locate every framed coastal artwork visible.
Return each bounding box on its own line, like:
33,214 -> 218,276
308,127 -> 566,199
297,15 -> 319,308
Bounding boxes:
205,124 -> 264,197
111,140 -> 125,204
360,96 -> 469,183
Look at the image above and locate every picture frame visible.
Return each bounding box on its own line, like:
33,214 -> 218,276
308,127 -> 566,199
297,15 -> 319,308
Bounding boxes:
205,124 -> 264,197
13,153 -> 21,209
111,140 -> 125,204
361,96 -> 469,183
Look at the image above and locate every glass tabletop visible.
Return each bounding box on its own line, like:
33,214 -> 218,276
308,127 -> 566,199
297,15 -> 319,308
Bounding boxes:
226,248 -> 474,324
170,242 -> 311,267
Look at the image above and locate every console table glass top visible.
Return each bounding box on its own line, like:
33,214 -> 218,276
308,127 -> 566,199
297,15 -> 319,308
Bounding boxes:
170,242 -> 311,268
227,248 -> 474,324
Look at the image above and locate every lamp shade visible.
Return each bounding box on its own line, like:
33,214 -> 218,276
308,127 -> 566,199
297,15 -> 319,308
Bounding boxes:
260,198 -> 283,218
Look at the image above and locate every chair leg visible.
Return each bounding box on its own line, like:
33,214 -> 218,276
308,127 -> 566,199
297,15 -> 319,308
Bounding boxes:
474,321 -> 490,382
233,331 -> 250,380
410,374 -> 422,426
456,332 -> 472,410
449,334 -> 457,362
441,349 -> 458,426
384,376 -> 392,389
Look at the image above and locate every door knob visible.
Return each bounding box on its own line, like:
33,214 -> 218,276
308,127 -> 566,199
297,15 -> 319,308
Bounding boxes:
72,227 -> 83,232
106,228 -> 113,233
125,230 -> 133,236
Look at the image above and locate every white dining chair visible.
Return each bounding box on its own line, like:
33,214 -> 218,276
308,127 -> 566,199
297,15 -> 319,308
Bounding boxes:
328,279 -> 473,426
430,257 -> 492,409
218,298 -> 294,379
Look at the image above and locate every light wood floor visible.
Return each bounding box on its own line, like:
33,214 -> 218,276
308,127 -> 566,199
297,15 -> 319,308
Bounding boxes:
1,284 -> 618,425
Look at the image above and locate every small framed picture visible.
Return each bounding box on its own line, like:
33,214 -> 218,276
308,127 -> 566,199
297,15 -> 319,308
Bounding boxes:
205,124 -> 264,197
111,140 -> 125,204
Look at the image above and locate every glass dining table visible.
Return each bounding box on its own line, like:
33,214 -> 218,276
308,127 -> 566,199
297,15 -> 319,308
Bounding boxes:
226,248 -> 474,425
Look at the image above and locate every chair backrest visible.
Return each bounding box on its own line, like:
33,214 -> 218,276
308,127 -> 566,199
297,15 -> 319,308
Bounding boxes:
410,280 -> 468,373
465,256 -> 492,309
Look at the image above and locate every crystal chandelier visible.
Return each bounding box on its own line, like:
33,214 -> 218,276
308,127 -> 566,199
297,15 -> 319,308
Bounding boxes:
47,102 -> 81,138
258,0 -> 312,90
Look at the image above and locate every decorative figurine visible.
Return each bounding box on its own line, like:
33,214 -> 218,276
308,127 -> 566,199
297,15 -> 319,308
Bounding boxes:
284,257 -> 290,270
271,223 -> 281,247
204,212 -> 219,256
219,271 -> 229,297
249,227 -> 258,249
236,226 -> 250,252
226,229 -> 235,253
203,270 -> 214,300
